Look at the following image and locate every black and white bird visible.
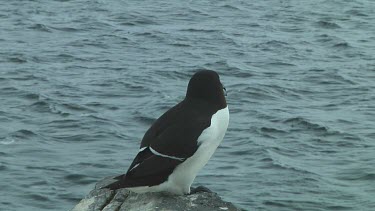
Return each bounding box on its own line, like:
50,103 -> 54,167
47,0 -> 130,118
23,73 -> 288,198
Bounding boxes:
104,70 -> 229,195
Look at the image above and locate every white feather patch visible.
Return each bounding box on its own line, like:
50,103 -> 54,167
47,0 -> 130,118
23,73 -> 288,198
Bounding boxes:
149,147 -> 185,161
139,147 -> 147,152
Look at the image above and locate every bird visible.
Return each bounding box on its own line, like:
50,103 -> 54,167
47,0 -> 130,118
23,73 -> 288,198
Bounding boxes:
103,70 -> 229,195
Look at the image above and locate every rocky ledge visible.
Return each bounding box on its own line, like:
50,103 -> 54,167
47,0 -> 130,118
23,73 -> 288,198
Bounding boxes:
71,176 -> 242,211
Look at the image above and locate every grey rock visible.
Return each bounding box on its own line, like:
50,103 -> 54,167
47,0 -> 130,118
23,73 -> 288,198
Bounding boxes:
72,176 -> 242,211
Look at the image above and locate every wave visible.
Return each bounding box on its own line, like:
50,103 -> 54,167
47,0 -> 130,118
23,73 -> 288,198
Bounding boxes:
283,117 -> 329,132
0,164 -> 7,171
254,40 -> 295,52
112,13 -> 157,26
28,23 -> 52,32
49,26 -> 80,32
29,101 -> 54,113
133,115 -> 156,125
260,150 -> 316,175
316,20 -> 341,29
282,117 -> 363,143
179,28 -> 220,33
0,137 -> 15,145
333,42 -> 351,48
11,129 -> 37,138
0,129 -> 38,145
25,194 -> 51,202
336,172 -> 375,181
26,166 -> 65,172
7,57 -> 27,63
259,127 -> 287,134
64,173 -> 97,185
345,9 -> 368,17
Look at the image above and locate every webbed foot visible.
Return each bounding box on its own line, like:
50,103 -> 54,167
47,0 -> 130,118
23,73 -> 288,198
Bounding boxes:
190,186 -> 212,194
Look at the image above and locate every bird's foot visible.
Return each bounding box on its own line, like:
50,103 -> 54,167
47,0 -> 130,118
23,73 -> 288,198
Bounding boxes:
190,186 -> 212,194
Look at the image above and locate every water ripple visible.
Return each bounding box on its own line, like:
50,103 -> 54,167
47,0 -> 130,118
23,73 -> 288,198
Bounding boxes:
1,0 -> 375,211
316,20 -> 341,29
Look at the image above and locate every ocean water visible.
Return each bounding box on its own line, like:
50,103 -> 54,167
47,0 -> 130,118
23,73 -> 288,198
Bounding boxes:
1,0 -> 375,210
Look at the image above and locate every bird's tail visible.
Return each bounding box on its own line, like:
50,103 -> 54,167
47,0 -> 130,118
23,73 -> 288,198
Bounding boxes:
101,174 -> 127,190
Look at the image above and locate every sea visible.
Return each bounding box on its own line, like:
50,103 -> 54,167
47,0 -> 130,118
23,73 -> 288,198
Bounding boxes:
1,0 -> 374,210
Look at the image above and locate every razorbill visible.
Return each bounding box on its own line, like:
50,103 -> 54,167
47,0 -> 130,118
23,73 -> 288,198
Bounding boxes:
103,70 -> 229,195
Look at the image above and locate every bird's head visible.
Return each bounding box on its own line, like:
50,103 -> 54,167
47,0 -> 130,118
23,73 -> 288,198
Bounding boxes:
186,70 -> 227,109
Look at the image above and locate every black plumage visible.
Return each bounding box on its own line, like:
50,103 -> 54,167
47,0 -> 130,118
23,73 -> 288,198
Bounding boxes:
103,70 -> 226,190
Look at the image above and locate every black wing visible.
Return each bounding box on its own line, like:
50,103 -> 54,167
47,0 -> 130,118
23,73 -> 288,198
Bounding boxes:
141,99 -> 216,157
104,148 -> 183,189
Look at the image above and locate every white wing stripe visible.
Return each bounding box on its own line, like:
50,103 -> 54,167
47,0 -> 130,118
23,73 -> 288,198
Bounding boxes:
129,163 -> 140,172
139,147 -> 147,152
149,147 -> 185,161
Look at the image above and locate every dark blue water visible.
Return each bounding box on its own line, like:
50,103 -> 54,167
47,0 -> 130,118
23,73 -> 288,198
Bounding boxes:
1,0 -> 375,210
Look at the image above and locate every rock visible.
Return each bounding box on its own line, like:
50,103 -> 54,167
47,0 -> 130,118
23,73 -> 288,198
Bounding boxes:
72,176 -> 242,211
